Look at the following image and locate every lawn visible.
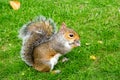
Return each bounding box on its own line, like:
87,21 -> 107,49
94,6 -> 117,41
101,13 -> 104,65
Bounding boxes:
0,0 -> 120,80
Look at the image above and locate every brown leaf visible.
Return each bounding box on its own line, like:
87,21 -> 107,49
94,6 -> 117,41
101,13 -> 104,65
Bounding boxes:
90,55 -> 96,60
10,1 -> 20,10
97,40 -> 103,44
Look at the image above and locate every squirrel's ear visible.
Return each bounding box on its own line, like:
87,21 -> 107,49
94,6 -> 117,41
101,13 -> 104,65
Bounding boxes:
59,22 -> 67,32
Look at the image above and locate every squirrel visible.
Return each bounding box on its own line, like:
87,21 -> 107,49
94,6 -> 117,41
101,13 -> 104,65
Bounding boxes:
19,16 -> 80,72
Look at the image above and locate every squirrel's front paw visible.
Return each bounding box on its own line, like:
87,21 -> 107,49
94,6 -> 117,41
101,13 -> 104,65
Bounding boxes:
62,57 -> 69,62
51,70 -> 61,74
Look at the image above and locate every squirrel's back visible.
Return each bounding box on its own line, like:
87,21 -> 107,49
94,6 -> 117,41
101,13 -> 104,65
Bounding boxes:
19,16 -> 57,66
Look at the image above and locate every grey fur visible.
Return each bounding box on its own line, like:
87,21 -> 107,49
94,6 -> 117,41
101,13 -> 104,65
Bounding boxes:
19,16 -> 57,66
18,24 -> 29,39
18,16 -> 56,39
50,32 -> 72,54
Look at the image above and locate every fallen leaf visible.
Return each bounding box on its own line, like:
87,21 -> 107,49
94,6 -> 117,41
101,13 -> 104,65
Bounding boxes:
97,40 -> 103,44
90,55 -> 96,60
10,1 -> 20,10
85,43 -> 90,46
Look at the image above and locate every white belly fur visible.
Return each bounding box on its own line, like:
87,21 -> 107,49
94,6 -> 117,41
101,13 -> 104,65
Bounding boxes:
50,53 -> 61,71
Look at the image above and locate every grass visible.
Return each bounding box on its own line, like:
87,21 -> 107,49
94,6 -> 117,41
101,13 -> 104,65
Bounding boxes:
0,0 -> 120,80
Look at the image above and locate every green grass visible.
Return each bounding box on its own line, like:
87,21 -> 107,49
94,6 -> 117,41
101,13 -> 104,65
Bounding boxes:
0,0 -> 120,80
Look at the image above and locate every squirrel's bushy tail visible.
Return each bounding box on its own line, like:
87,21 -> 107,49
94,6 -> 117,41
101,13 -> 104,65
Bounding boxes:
19,16 -> 56,66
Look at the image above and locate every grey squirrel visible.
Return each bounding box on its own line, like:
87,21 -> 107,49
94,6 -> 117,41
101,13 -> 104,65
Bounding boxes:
19,16 -> 80,72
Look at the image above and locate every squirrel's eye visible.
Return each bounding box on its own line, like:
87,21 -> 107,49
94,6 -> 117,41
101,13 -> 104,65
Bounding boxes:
69,34 -> 74,37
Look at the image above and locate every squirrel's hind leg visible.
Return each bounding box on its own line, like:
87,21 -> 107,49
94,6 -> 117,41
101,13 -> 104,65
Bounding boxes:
33,63 -> 50,72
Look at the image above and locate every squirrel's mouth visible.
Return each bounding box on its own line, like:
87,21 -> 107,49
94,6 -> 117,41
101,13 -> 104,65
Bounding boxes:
69,40 -> 80,47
